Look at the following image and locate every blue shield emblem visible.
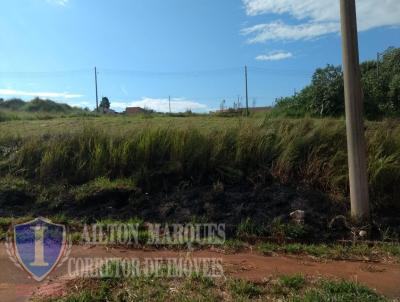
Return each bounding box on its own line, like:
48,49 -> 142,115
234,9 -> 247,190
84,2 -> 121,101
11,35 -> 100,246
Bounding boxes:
13,217 -> 66,281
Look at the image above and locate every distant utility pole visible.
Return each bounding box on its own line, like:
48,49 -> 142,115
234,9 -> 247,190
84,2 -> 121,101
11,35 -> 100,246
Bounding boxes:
340,0 -> 370,220
94,67 -> 99,112
376,52 -> 382,79
245,66 -> 249,116
220,99 -> 226,111
169,96 -> 171,113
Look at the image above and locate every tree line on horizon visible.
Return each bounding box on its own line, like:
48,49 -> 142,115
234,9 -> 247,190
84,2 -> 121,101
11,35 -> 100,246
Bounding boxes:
0,97 -> 87,114
272,47 -> 400,120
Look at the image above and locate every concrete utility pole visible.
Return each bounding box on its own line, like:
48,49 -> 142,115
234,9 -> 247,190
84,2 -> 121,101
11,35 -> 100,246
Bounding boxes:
245,66 -> 249,116
95,67 -> 99,112
169,96 -> 171,113
340,0 -> 370,220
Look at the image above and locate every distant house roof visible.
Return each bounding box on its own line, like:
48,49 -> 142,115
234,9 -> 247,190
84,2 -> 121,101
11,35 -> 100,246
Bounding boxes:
125,107 -> 146,114
103,107 -> 117,114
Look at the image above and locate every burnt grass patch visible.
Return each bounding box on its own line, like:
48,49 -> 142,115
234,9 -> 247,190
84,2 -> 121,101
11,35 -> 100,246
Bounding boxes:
0,180 -> 356,243
1,119 -> 400,242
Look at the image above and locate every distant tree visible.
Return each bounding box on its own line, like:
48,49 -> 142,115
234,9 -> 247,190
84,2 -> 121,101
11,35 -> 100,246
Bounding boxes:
275,70 -> 344,118
220,99 -> 226,111
25,97 -> 72,113
309,65 -> 344,116
361,63 -> 385,119
0,97 -> 85,114
0,98 -> 26,110
99,97 -> 110,112
273,47 -> 400,119
381,47 -> 400,78
389,74 -> 400,113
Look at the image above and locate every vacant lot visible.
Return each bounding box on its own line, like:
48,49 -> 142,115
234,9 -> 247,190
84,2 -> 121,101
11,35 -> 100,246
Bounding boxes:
1,114 -> 399,301
0,115 -> 399,237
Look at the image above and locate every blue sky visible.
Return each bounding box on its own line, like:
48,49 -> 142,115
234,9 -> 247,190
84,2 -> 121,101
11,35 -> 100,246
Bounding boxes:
0,0 -> 399,112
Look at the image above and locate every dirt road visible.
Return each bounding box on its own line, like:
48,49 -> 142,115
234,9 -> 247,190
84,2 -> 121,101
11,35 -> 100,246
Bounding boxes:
1,243 -> 399,301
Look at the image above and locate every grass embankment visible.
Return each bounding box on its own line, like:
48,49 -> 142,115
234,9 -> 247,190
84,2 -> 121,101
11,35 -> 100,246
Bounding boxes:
0,109 -> 94,122
0,116 -> 399,241
256,241 -> 400,261
1,117 -> 399,208
1,216 -> 399,261
37,271 -> 389,302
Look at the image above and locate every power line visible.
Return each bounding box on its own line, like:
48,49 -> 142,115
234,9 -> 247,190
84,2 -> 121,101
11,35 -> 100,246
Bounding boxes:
106,94 -> 277,101
245,65 -> 249,116
0,69 -> 91,78
0,66 -> 313,78
100,67 -> 242,78
95,67 -> 99,112
248,66 -> 313,76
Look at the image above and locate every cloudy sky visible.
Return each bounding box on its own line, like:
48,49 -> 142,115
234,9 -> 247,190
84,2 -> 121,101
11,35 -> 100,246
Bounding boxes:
0,0 -> 399,112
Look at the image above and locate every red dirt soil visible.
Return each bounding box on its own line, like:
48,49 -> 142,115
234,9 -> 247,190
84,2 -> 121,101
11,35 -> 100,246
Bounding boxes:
1,244 -> 399,301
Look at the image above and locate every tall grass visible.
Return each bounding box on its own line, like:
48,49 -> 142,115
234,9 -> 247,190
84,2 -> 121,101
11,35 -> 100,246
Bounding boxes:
0,109 -> 96,122
1,118 -> 399,210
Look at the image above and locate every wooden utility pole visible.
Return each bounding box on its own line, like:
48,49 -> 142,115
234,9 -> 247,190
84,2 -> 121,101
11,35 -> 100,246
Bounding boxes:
340,0 -> 370,220
95,67 -> 99,112
245,66 -> 249,116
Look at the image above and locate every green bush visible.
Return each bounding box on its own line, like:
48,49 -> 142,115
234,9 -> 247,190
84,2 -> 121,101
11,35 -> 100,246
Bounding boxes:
271,47 -> 400,119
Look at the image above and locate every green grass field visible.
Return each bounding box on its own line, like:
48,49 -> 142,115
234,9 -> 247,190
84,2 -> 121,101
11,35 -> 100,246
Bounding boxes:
1,114 -> 399,237
0,114 -> 261,137
1,113 -> 400,301
1,114 -> 400,233
1,115 -> 399,201
37,271 -> 389,302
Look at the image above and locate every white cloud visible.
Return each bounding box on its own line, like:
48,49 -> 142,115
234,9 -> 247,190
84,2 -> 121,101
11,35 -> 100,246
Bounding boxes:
0,88 -> 83,99
46,0 -> 68,6
242,0 -> 400,43
111,102 -> 128,109
111,97 -> 209,113
242,21 -> 338,43
256,51 -> 293,61
243,0 -> 337,20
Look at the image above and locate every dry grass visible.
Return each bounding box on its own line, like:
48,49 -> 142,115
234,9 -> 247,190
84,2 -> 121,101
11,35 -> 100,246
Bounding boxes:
1,116 -> 399,211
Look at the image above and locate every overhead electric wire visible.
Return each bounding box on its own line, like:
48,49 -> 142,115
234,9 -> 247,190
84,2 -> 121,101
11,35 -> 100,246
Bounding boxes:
0,69 -> 92,78
248,66 -> 314,76
99,67 -> 242,78
0,66 -> 312,78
